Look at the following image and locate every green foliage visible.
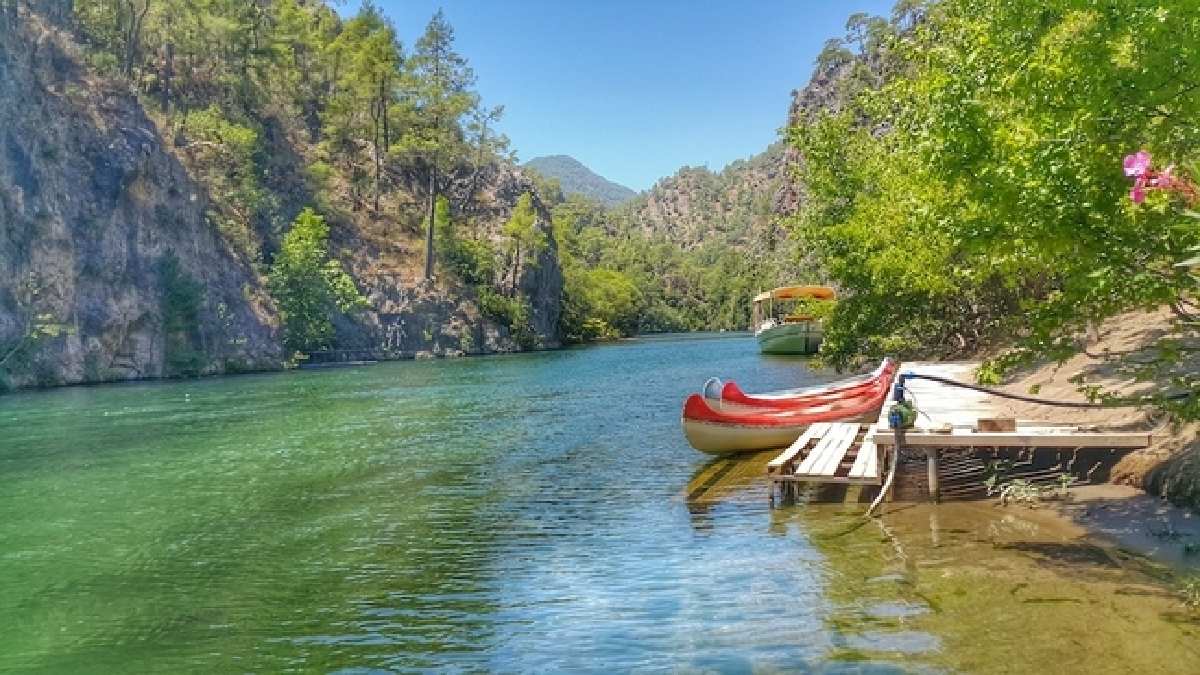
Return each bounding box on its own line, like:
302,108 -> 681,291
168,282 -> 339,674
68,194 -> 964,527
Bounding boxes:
0,273 -> 67,389
183,106 -> 275,260
158,251 -> 205,376
790,0 -> 1200,380
403,9 -> 479,168
975,361 -> 1004,386
436,196 -> 497,285
458,326 -> 476,353
477,287 -> 536,349
1182,576 -> 1200,610
502,192 -> 547,284
545,182 -> 790,339
992,479 -> 1048,507
562,267 -> 643,341
268,209 -> 367,355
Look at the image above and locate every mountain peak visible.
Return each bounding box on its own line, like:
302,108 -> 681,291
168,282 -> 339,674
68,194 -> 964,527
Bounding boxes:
523,155 -> 637,207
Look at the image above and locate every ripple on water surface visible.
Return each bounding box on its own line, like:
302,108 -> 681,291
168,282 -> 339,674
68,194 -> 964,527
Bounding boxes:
0,334 -> 1197,673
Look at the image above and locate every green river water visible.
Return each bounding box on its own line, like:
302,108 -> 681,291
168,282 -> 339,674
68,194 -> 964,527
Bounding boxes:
1,334 -> 1198,673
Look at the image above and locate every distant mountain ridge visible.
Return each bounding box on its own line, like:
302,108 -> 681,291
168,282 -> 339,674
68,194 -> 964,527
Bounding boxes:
523,155 -> 637,207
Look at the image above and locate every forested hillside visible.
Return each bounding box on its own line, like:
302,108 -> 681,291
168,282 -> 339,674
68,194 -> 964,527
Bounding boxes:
523,155 -> 636,207
18,0 -> 1185,399
0,0 -> 666,389
0,0 -> 846,390
787,0 -> 1200,418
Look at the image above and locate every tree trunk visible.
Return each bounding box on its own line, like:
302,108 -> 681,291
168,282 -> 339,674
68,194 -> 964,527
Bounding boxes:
372,122 -> 381,214
424,166 -> 437,280
372,75 -> 387,214
467,118 -> 490,214
122,0 -> 150,79
510,245 -> 521,295
380,74 -> 390,148
160,40 -> 173,113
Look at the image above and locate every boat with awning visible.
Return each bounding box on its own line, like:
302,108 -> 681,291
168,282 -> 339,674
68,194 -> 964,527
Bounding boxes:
752,285 -> 835,355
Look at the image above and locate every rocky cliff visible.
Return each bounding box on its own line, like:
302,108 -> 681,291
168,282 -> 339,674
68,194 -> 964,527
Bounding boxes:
0,7 -> 563,389
0,12 -> 281,388
335,165 -> 563,360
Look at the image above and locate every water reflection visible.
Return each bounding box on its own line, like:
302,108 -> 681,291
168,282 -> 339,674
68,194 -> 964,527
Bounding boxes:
1,335 -> 1196,672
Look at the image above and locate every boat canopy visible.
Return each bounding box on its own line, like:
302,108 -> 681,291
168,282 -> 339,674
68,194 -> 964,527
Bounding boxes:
752,285 -> 836,304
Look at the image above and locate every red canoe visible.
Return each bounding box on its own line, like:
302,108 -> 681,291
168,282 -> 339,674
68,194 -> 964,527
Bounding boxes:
682,365 -> 896,454
721,359 -> 897,410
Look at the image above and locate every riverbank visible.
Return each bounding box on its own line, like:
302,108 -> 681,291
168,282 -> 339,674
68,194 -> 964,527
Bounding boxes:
970,306 -> 1200,510
1056,484 -> 1200,569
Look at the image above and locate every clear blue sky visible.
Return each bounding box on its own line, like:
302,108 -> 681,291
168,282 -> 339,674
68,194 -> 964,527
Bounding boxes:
345,0 -> 896,191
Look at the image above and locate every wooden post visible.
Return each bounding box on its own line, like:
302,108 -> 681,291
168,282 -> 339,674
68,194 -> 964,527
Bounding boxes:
926,448 -> 940,502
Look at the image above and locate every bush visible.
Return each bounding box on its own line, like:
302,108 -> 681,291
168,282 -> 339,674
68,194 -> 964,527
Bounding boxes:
435,196 -> 499,286
268,208 -> 367,355
561,266 -> 642,342
477,287 -> 536,349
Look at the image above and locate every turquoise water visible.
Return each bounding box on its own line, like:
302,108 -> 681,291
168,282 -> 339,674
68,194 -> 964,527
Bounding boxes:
2,334 -> 1197,673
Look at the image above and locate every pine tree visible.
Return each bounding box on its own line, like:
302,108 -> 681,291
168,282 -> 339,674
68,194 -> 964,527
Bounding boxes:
406,9 -> 479,281
503,192 -> 545,293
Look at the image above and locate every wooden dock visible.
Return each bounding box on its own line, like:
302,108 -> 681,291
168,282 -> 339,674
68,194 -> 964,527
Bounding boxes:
767,362 -> 1154,504
767,423 -> 883,502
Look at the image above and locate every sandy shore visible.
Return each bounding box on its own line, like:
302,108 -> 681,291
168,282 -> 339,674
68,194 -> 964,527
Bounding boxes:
1052,484 -> 1200,569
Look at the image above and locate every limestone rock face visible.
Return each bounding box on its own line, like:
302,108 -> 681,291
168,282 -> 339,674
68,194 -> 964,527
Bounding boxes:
0,10 -> 564,389
0,15 -> 281,389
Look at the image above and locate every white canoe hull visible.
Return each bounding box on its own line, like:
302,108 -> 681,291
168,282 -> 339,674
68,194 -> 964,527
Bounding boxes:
682,419 -> 809,455
682,412 -> 878,455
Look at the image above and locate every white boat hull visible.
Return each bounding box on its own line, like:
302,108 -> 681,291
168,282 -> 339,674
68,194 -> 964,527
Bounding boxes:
682,419 -> 807,455
755,321 -> 822,355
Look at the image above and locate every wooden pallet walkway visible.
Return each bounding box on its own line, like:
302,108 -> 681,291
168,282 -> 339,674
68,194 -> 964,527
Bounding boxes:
768,423 -> 883,501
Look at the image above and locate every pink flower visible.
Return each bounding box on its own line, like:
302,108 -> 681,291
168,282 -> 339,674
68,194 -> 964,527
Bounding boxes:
1124,150 -> 1152,177
1159,164 -> 1177,188
1122,150 -> 1198,206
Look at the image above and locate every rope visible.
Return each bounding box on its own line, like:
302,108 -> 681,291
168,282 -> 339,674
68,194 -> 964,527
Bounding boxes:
866,418 -> 905,518
866,449 -> 898,518
901,372 -> 1191,408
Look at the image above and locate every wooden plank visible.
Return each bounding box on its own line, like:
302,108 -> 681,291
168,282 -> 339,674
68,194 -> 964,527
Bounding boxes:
874,431 -> 1151,448
848,431 -> 879,480
766,422 -> 830,474
793,423 -> 846,476
927,450 -> 940,502
798,423 -> 858,477
815,423 -> 859,476
774,474 -> 884,486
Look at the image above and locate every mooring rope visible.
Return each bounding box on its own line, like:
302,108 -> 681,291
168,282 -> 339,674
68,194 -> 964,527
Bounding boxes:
865,447 -> 898,518
866,418 -> 906,519
901,373 -> 1191,408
